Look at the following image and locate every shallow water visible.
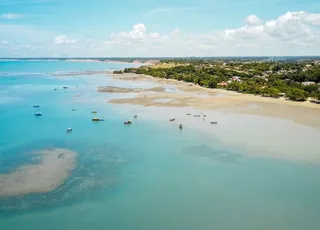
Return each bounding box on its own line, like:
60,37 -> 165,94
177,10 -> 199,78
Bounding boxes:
1,61 -> 320,230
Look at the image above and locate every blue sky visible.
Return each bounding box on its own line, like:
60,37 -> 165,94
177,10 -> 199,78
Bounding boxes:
0,0 -> 320,57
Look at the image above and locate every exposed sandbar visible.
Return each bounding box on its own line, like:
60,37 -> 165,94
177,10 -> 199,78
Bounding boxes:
0,148 -> 77,197
97,86 -> 165,93
108,73 -> 320,128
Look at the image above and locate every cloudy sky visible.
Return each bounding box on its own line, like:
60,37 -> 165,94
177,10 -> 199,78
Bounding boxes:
0,0 -> 320,57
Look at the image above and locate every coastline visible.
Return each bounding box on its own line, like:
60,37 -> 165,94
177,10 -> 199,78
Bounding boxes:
105,73 -> 320,129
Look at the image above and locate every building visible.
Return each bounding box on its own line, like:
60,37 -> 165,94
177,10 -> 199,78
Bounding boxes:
301,81 -> 316,86
218,82 -> 228,87
231,76 -> 242,82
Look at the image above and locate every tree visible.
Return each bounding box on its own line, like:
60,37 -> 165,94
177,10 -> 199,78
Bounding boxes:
304,84 -> 319,96
113,70 -> 123,74
286,88 -> 308,101
261,87 -> 281,98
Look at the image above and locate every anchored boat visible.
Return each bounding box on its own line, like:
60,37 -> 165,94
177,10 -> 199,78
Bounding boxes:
92,117 -> 100,121
124,120 -> 132,125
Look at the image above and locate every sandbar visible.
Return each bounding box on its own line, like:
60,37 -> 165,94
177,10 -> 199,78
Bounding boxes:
0,148 -> 77,197
107,73 -> 320,128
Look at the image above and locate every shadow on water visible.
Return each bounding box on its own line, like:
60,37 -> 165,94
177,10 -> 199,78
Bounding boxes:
0,139 -> 136,218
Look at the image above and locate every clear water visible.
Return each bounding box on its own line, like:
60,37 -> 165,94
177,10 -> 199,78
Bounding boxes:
1,61 -> 320,230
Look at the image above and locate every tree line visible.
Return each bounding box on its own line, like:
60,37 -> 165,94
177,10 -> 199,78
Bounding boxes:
114,61 -> 320,102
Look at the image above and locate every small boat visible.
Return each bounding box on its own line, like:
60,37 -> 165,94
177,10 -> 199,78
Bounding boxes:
33,105 -> 40,108
186,113 -> 191,116
134,115 -> 138,118
54,88 -> 57,91
169,117 -> 175,122
92,117 -> 100,121
203,115 -> 206,117
124,120 -> 132,125
63,86 -> 68,89
194,115 -> 201,117
92,110 -> 97,114
179,124 -> 183,129
210,121 -> 218,124
67,127 -> 72,133
35,112 -> 42,116
72,109 -> 76,111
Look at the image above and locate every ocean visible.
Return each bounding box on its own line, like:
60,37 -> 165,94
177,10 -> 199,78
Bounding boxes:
1,60 -> 320,230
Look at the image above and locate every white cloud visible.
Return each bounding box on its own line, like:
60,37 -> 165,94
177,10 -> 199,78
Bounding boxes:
1,13 -> 23,19
1,11 -> 320,57
245,15 -> 262,26
104,11 -> 320,56
54,36 -> 75,45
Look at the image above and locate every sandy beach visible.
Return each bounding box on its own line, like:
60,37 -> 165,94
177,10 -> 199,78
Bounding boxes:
105,73 -> 320,129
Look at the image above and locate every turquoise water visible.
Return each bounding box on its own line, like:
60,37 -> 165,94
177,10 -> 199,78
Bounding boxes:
1,61 -> 320,230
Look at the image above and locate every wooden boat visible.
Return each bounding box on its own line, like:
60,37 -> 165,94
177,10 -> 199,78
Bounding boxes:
124,120 -> 132,125
92,117 -> 100,121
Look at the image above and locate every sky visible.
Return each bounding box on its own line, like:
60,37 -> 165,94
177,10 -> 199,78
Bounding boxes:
0,0 -> 320,57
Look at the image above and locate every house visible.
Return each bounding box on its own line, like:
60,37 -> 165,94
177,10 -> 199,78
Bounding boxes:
231,76 -> 242,82
301,81 -> 316,86
218,82 -> 228,87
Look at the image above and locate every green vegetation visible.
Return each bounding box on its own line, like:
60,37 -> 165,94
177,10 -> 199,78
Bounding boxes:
115,59 -> 320,103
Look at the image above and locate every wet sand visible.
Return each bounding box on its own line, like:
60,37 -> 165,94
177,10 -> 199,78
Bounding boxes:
107,73 -> 320,128
0,148 -> 77,197
97,86 -> 165,93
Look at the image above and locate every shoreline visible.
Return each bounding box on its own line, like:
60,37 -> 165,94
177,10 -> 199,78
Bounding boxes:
111,73 -> 320,109
104,73 -> 320,129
